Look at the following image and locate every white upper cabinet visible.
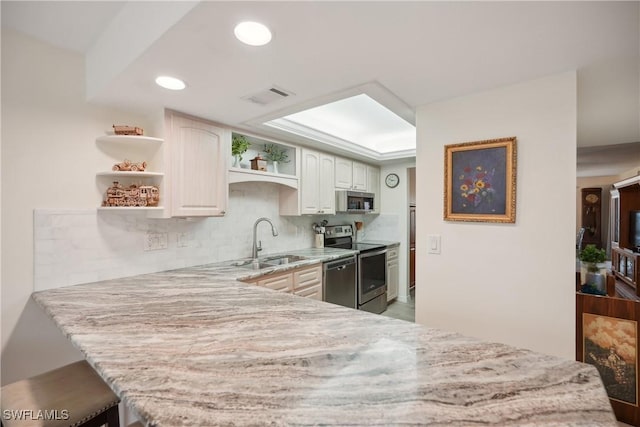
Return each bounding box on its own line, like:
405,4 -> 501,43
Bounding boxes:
366,165 -> 380,213
300,150 -> 320,214
335,157 -> 353,189
352,161 -> 367,190
319,153 -> 336,214
298,149 -> 335,215
334,156 -> 368,191
166,110 -> 229,217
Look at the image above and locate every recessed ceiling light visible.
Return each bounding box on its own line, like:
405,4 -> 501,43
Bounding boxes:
234,21 -> 272,46
155,76 -> 186,91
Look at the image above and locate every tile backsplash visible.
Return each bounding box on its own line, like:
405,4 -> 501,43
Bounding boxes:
34,182 -> 394,290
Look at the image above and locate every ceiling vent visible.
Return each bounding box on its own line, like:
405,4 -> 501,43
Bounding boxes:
242,86 -> 294,105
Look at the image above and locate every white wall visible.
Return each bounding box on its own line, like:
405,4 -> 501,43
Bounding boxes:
618,166 -> 640,180
1,29 -> 159,383
415,72 -> 577,359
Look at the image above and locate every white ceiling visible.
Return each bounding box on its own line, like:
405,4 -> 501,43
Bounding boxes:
2,1 -> 639,171
1,1 -> 125,53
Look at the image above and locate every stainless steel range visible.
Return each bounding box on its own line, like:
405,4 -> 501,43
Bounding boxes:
324,224 -> 387,314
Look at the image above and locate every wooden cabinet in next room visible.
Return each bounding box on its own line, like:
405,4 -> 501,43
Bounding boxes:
580,187 -> 602,249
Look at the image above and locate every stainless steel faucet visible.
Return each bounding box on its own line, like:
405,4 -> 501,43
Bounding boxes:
252,217 -> 278,259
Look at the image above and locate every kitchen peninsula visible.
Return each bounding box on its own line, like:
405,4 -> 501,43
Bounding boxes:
33,257 -> 616,426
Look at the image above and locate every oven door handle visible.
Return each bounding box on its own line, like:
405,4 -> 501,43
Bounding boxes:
358,248 -> 387,258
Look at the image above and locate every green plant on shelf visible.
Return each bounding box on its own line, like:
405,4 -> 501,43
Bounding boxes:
232,134 -> 250,161
579,244 -> 606,271
262,144 -> 290,163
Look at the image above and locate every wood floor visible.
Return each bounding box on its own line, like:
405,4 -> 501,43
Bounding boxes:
381,289 -> 415,322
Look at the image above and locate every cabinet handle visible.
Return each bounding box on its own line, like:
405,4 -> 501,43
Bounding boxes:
221,211 -> 226,215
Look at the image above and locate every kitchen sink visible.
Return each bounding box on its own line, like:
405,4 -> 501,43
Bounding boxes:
261,254 -> 307,265
234,254 -> 308,270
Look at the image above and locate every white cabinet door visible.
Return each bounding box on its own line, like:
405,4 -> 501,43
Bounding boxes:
293,284 -> 322,300
387,259 -> 399,301
293,265 -> 323,300
300,149 -> 321,214
300,149 -> 334,215
318,154 -> 335,214
258,273 -> 294,292
168,110 -> 229,217
367,165 -> 380,213
352,161 -> 367,190
387,246 -> 399,302
335,157 -> 352,189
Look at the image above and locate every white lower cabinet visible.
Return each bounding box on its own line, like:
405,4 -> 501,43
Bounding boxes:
242,264 -> 323,301
293,265 -> 323,300
257,274 -> 293,292
386,246 -> 399,302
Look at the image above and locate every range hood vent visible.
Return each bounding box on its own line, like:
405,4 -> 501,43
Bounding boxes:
242,86 -> 294,105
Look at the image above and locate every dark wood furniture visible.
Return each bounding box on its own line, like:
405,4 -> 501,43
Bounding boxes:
612,247 -> 639,289
611,176 -> 640,295
576,291 -> 640,426
580,187 -> 602,249
577,176 -> 640,425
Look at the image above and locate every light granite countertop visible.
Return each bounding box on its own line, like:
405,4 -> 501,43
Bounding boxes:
32,253 -> 616,426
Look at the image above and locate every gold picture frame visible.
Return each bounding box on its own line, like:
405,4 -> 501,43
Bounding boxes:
444,137 -> 517,223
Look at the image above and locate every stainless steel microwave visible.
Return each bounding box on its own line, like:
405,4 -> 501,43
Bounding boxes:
336,190 -> 375,213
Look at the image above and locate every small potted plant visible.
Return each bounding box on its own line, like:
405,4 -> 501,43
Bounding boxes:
262,144 -> 289,174
232,134 -> 250,168
579,244 -> 607,295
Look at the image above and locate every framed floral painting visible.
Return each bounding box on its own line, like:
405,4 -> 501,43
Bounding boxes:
444,137 -> 517,223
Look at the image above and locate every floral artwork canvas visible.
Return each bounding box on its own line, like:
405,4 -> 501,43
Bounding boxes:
444,137 -> 516,223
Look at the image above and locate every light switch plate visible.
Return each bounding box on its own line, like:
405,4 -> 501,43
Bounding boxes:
427,234 -> 441,254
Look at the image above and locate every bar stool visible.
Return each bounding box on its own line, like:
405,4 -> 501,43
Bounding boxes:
1,360 -> 120,427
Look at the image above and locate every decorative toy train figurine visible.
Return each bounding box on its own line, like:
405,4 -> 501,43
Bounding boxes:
112,159 -> 147,172
112,125 -> 144,135
102,181 -> 159,207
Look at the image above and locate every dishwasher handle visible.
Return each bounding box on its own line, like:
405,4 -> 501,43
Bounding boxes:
323,256 -> 356,271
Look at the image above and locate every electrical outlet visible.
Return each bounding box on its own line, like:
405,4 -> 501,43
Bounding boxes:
144,232 -> 168,251
177,232 -> 189,248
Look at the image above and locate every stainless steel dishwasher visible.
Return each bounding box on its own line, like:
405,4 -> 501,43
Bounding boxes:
323,255 -> 357,309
